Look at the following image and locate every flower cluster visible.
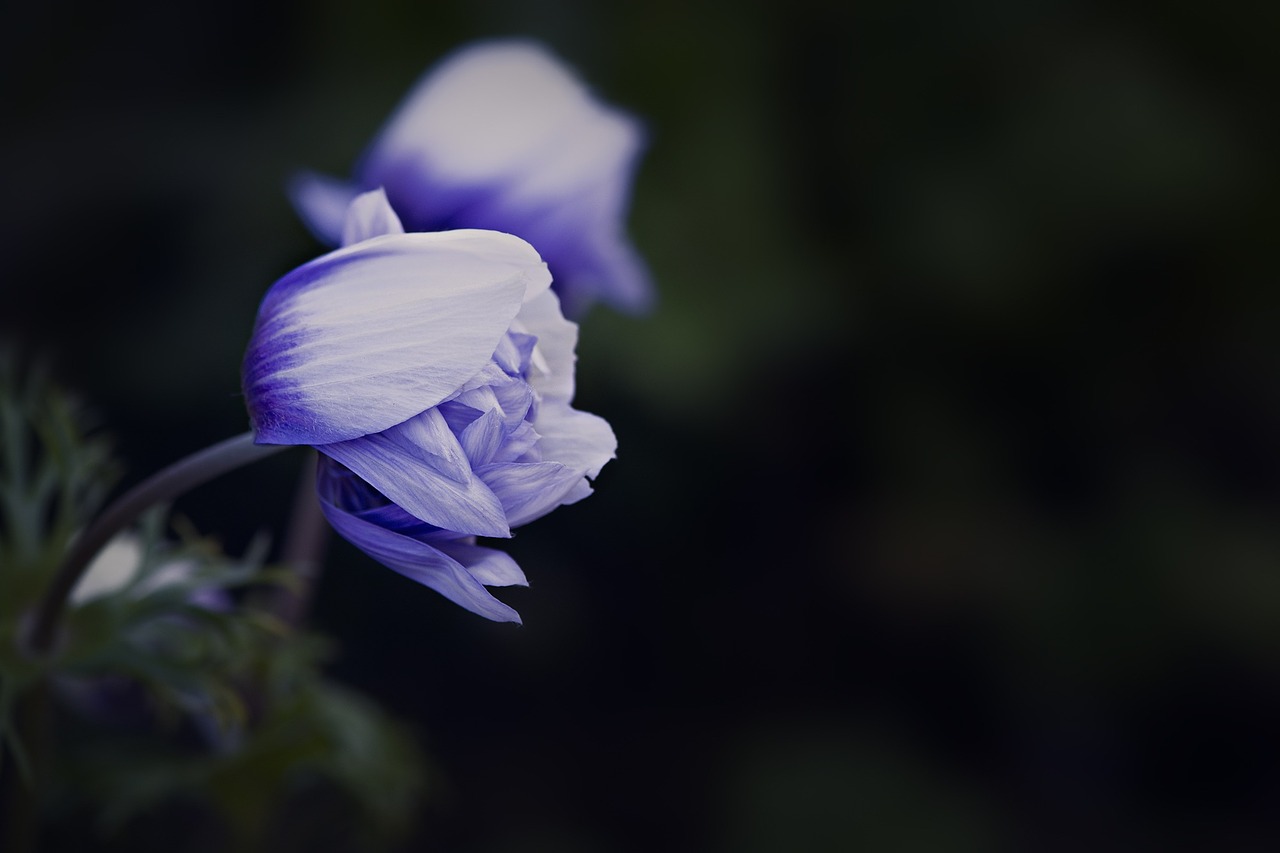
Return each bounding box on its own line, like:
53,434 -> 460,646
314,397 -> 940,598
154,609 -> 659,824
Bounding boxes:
243,38 -> 646,623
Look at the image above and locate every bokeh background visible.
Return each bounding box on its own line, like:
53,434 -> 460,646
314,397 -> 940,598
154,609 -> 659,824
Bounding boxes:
4,0 -> 1280,850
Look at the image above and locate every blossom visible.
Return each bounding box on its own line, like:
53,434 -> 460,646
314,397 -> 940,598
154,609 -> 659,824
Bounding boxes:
242,190 -> 616,622
72,533 -> 228,611
289,39 -> 653,319
71,533 -> 155,604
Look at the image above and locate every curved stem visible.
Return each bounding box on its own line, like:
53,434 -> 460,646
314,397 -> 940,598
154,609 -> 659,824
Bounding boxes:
25,431 -> 290,656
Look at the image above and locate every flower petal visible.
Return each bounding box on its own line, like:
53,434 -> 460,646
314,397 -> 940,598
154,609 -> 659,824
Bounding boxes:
341,187 -> 404,246
364,40 -> 617,189
457,408 -> 506,467
287,170 -> 358,245
574,230 -> 655,318
349,39 -> 653,317
533,403 -> 617,479
478,460 -> 587,528
319,409 -> 510,538
514,289 -> 578,404
243,229 -> 549,445
432,539 -> 528,587
72,535 -> 144,603
319,497 -> 522,623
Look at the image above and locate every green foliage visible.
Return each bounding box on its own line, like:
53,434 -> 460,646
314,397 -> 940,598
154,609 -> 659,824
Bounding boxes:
55,513 -> 283,735
0,352 -> 430,851
58,630 -> 430,853
0,352 -> 120,777
0,352 -> 119,616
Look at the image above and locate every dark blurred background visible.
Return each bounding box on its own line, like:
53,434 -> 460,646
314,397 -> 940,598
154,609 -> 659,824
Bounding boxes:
4,0 -> 1280,850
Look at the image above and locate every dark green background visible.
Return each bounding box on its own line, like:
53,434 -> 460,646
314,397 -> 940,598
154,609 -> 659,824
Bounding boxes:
4,0 -> 1279,850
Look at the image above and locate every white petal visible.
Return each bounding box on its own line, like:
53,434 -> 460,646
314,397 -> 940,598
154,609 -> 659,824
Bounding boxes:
532,403 -> 617,479
513,289 -> 578,404
243,230 -> 549,445
72,534 -> 143,603
496,98 -> 643,207
367,40 -> 619,186
341,187 -> 405,246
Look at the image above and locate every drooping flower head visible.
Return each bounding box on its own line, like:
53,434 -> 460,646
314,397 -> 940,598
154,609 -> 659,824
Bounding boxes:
242,190 -> 615,623
290,39 -> 653,319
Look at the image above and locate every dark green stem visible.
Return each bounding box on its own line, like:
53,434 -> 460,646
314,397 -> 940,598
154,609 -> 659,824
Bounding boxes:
25,431 -> 289,656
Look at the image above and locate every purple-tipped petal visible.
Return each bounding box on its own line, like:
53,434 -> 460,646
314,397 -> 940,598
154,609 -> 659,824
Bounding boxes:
344,39 -> 654,317
243,230 -> 549,445
319,410 -> 510,538
320,497 -> 522,623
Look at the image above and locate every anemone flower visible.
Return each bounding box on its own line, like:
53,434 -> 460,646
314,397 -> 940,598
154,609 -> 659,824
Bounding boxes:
242,190 -> 615,622
289,39 -> 653,319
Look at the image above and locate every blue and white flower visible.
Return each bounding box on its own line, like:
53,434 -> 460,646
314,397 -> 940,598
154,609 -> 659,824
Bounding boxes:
290,39 -> 653,319
243,190 -> 616,622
